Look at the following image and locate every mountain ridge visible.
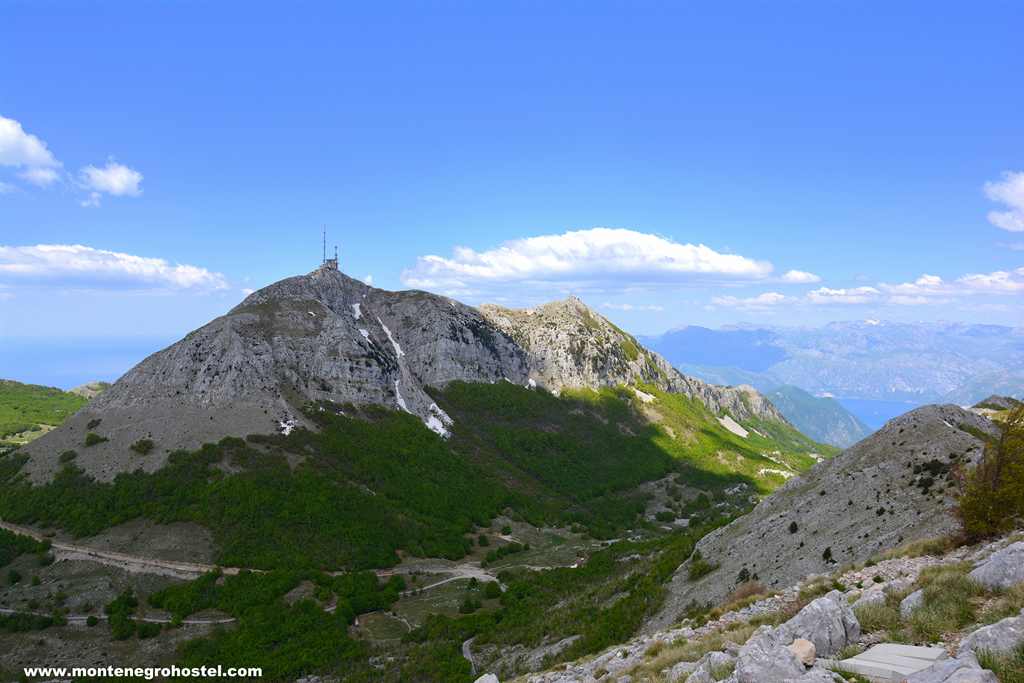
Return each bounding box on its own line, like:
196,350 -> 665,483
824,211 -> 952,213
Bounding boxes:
21,267 -> 794,484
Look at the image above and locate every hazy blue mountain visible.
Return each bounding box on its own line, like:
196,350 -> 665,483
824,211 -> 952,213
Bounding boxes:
643,321 -> 1024,404
765,385 -> 872,448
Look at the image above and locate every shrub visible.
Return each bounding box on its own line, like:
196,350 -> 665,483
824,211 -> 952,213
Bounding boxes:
7,569 -> 21,584
84,432 -> 107,447
688,550 -> 719,581
789,520 -> 798,533
458,596 -> 482,614
483,581 -> 502,599
130,439 -> 155,455
501,525 -> 511,535
58,450 -> 77,464
86,615 -> 99,627
477,534 -> 489,547
957,405 -> 1024,539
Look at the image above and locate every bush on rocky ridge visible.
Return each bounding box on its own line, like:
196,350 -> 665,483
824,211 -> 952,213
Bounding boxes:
957,404 -> 1024,539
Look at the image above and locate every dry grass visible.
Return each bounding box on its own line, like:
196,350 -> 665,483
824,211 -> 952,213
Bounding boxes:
877,535 -> 962,561
979,581 -> 1024,625
631,621 -> 757,680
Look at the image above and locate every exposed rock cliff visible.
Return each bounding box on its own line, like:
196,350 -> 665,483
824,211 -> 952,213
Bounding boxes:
480,298 -> 788,424
646,404 -> 999,632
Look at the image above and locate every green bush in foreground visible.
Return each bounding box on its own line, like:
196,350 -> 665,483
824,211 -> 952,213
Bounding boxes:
957,405 -> 1024,539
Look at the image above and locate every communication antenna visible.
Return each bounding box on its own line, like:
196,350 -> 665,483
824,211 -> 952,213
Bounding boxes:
322,225 -> 327,264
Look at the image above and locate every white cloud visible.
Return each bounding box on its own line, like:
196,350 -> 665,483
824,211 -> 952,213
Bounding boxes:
80,192 -> 101,208
956,267 -> 1024,293
362,274 -> 374,286
0,116 -> 60,169
780,269 -> 822,283
0,181 -> 15,194
806,286 -> 881,305
0,244 -> 228,291
601,302 -> 665,311
18,166 -> 60,187
711,291 -> 789,309
80,160 -> 143,197
985,171 -> 1024,232
241,287 -> 255,296
402,228 -> 775,293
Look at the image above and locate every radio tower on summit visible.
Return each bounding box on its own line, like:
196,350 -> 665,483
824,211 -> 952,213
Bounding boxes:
321,225 -> 339,271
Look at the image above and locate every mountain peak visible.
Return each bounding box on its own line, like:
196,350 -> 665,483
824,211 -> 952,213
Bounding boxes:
23,271 -> 789,483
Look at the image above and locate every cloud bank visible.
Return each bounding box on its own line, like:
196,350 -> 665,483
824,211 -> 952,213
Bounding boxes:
402,228 -> 781,293
0,244 -> 227,291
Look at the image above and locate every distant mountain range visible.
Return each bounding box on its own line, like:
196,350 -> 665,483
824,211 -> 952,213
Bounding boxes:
641,320 -> 1024,406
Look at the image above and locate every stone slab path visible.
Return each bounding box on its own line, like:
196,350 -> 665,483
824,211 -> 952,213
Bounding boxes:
827,643 -> 948,682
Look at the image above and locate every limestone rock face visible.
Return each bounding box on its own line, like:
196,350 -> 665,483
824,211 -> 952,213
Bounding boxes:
904,654 -> 998,683
968,542 -> 1024,591
21,272 -> 794,485
959,609 -> 1024,656
777,590 -> 859,657
734,626 -> 805,683
648,405 -> 997,632
479,298 -> 788,424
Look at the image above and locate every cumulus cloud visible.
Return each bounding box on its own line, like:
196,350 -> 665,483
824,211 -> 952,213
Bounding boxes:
0,116 -> 62,186
780,269 -> 822,283
806,286 -> 881,305
985,171 -> 1024,232
711,291 -> 789,310
402,228 -> 775,294
0,244 -> 228,291
0,116 -> 60,169
80,160 -> 143,198
600,302 -> 665,311
0,181 -> 15,195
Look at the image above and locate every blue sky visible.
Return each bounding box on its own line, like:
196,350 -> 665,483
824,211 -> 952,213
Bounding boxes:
1,1 -> 1022,386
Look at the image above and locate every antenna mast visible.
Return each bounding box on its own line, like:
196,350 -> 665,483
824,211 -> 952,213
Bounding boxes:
322,225 -> 327,264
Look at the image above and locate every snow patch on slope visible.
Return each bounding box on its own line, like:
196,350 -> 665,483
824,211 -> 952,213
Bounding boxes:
378,318 -> 405,358
718,415 -> 749,438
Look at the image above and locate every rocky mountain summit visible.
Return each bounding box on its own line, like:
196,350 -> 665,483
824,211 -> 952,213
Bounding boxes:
647,404 -> 999,632
21,267 -> 790,483
480,298 -> 786,423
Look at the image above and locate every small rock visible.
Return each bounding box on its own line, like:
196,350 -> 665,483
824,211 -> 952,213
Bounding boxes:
901,588 -> 925,618
851,588 -> 886,610
664,660 -> 698,682
968,542 -> 1024,590
788,638 -> 816,666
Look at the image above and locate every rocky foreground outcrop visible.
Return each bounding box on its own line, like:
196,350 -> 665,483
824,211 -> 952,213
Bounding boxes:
22,267 -> 792,483
515,538 -> 1024,683
646,405 -> 999,632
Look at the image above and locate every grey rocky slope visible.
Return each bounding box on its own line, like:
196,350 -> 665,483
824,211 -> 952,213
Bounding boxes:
22,267 -> 790,483
646,404 -> 999,632
480,298 -> 787,423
